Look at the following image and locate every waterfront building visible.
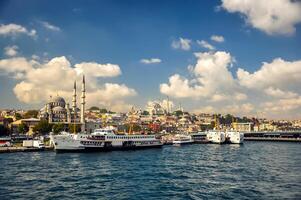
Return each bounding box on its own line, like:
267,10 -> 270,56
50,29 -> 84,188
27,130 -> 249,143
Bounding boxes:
38,75 -> 86,132
232,122 -> 253,132
10,118 -> 40,135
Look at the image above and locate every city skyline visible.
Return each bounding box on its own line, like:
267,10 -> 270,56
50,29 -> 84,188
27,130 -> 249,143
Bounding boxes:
1,0 -> 301,119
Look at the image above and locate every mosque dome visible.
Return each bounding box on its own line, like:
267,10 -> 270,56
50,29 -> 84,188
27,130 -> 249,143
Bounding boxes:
52,106 -> 66,113
50,96 -> 66,107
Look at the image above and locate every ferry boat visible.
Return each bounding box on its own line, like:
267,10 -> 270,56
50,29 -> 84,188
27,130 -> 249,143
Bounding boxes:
226,131 -> 244,144
190,132 -> 210,143
50,128 -> 162,152
172,134 -> 193,145
206,131 -> 226,144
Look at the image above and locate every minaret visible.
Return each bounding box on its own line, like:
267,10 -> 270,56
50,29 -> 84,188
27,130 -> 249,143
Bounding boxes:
80,75 -> 86,132
72,80 -> 77,122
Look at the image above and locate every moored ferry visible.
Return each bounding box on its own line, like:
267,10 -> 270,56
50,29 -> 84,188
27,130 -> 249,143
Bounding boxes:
206,131 -> 226,144
226,131 -> 244,144
172,134 -> 193,145
50,128 -> 162,152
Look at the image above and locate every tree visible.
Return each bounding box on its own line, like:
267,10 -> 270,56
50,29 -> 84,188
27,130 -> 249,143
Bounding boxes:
24,110 -> 39,118
18,123 -> 29,134
68,124 -> 81,133
89,106 -> 100,111
15,113 -> 23,120
173,110 -> 183,117
0,125 -> 9,136
52,123 -> 65,134
99,108 -> 108,113
142,110 -> 149,116
33,120 -> 52,135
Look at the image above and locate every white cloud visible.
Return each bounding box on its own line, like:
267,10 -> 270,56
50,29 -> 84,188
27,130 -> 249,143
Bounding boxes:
171,37 -> 191,51
40,21 -> 61,32
264,87 -> 298,99
210,35 -> 225,43
221,0 -> 301,35
0,56 -> 136,111
197,40 -> 215,50
4,45 -> 18,57
160,50 -> 301,118
74,62 -> 121,77
160,51 -> 238,100
0,23 -> 37,38
237,58 -> 301,92
140,58 -> 162,64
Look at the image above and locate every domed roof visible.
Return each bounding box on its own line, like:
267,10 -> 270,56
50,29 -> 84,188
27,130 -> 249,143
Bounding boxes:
52,96 -> 66,104
52,106 -> 66,112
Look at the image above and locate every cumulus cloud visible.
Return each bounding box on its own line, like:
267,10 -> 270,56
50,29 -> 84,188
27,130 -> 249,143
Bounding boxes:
140,58 -> 162,64
197,40 -> 215,50
237,58 -> 301,92
160,50 -> 301,118
40,21 -> 61,32
74,62 -> 121,77
4,45 -> 18,57
0,56 -> 136,111
0,23 -> 37,38
210,35 -> 225,43
160,51 -> 239,101
171,37 -> 191,51
221,0 -> 301,35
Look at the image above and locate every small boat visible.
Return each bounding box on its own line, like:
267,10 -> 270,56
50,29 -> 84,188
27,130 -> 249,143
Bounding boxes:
0,137 -> 12,147
226,131 -> 244,144
172,134 -> 193,145
206,131 -> 226,144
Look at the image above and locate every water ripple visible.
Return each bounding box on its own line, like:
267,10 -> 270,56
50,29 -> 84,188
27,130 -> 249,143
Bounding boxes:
0,142 -> 300,199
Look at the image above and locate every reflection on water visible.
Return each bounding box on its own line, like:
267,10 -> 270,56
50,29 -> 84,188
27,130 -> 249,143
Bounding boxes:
0,142 -> 300,199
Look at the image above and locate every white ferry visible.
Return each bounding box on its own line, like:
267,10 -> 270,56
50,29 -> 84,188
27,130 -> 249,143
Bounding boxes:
50,128 -> 162,152
172,134 -> 193,145
226,131 -> 244,144
206,131 -> 226,144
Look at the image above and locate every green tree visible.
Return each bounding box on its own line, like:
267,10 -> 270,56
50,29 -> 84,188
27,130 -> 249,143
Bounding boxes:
142,110 -> 149,115
18,123 -> 29,134
173,110 -> 183,117
68,124 -> 81,133
23,110 -> 39,118
99,108 -> 108,113
33,120 -> 52,135
89,106 -> 100,111
52,123 -> 65,134
15,113 -> 23,120
0,125 -> 9,136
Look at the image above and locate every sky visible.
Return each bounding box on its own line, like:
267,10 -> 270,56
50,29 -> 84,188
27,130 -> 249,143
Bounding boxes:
0,0 -> 301,119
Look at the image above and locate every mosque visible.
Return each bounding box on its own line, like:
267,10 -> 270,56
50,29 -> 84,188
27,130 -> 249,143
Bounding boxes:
38,75 -> 86,131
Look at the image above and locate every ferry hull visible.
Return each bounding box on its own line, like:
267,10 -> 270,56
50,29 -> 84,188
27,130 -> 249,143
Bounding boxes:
55,144 -> 163,153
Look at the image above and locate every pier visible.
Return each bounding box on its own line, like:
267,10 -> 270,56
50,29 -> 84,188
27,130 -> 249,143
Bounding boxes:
244,131 -> 301,142
0,146 -> 53,153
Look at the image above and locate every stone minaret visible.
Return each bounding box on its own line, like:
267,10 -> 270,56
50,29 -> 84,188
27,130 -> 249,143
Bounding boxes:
72,80 -> 77,122
80,75 -> 86,132
66,103 -> 71,123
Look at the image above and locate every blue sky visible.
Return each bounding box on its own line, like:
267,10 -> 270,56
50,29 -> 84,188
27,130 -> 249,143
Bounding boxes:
0,0 -> 301,119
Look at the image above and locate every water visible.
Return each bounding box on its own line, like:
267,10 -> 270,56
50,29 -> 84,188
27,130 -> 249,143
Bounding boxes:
0,142 -> 300,200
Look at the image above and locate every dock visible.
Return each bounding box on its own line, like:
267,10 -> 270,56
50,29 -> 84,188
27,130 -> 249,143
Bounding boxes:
245,137 -> 301,142
0,146 -> 53,153
244,131 -> 301,142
